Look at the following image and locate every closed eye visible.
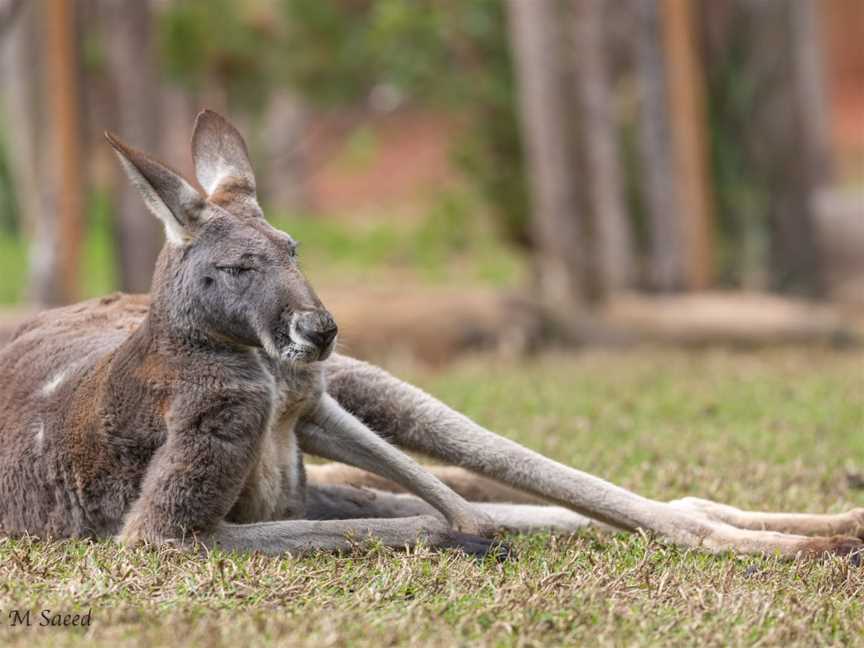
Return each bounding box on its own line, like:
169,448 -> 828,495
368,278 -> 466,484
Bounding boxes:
216,265 -> 254,277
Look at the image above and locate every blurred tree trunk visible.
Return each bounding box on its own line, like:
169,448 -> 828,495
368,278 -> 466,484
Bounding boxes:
261,90 -> 311,214
506,0 -> 586,315
1,1 -> 55,304
742,0 -> 828,296
4,0 -> 84,305
659,0 -> 714,290
0,0 -> 25,38
767,0 -> 827,296
701,0 -> 829,296
635,0 -> 687,292
45,0 -> 85,304
161,85 -> 199,182
101,0 -> 162,294
570,0 -> 633,298
790,0 -> 832,184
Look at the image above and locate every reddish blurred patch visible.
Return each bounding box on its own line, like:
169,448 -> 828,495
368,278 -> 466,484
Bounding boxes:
305,109 -> 461,220
823,0 -> 864,172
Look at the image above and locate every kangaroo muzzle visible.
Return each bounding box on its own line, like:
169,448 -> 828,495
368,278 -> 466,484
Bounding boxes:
290,310 -> 338,360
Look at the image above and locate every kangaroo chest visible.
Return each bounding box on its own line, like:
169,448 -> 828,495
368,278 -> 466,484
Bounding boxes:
227,361 -> 322,523
228,417 -> 306,523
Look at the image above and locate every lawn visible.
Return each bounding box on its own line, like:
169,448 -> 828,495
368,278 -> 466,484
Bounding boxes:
0,348 -> 861,647
0,193 -> 524,305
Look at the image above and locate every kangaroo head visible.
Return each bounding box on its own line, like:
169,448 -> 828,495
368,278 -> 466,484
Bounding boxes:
106,110 -> 337,364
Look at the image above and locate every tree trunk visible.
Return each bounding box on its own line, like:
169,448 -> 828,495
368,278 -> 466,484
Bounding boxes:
160,84 -> 199,182
1,0 -> 57,304
659,0 -> 714,290
506,0 -> 586,315
635,0 -> 687,292
44,0 -> 85,304
701,0 -> 828,296
6,0 -> 86,305
790,0 -> 832,185
0,0 -> 25,38
769,0 -> 828,296
744,0 -> 827,296
261,90 -> 311,214
570,0 -> 633,298
101,0 -> 162,294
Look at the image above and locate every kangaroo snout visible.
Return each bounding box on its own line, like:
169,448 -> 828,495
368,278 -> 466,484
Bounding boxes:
293,310 -> 338,354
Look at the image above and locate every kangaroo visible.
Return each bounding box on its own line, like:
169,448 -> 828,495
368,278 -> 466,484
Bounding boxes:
0,111 -> 860,559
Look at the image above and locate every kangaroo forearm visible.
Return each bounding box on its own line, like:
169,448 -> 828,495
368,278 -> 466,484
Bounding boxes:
120,446 -> 250,541
298,395 -> 488,533
120,398 -> 266,543
297,419 -> 425,495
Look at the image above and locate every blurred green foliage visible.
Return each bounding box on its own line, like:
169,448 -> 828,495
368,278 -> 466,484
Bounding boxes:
0,235 -> 25,303
269,190 -> 523,286
159,0 -> 791,270
283,0 -> 529,244
0,190 -> 117,304
157,0 -> 531,247
0,1 -> 528,304
0,191 -> 521,305
0,120 -> 17,236
159,0 -> 281,111
0,1 -> 831,302
277,0 -> 530,247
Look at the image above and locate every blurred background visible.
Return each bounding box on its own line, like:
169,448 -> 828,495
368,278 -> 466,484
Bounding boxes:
0,0 -> 862,363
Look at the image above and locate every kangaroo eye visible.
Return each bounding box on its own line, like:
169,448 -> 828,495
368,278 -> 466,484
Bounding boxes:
217,265 -> 252,277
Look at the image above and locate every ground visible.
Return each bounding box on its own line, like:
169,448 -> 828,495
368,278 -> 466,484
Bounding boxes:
0,348 -> 861,647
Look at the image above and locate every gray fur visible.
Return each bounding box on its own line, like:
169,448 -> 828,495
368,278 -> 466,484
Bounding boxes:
0,111 -> 860,559
0,111 -> 487,554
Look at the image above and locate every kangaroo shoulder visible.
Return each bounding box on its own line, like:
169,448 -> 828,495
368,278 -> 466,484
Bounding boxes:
165,351 -> 278,435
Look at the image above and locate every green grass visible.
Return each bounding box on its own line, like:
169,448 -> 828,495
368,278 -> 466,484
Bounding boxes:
271,198 -> 523,287
0,191 -> 117,304
0,348 -> 861,647
0,192 -> 525,305
0,234 -> 26,303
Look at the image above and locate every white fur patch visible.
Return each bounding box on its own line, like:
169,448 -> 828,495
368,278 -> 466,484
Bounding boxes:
199,158 -> 234,196
289,315 -> 315,349
33,420 -> 45,449
256,328 -> 281,360
282,430 -> 301,500
115,154 -> 190,246
253,351 -> 278,407
41,371 -> 67,396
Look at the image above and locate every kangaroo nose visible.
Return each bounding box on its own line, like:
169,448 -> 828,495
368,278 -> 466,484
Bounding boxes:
296,311 -> 338,350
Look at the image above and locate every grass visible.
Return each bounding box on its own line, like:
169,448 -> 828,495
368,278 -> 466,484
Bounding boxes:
0,190 -> 524,305
0,192 -> 117,304
271,204 -> 524,288
0,348 -> 861,647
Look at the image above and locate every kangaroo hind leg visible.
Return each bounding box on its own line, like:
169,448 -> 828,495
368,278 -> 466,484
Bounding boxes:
305,463 -> 546,504
305,483 -> 593,535
323,355 -> 863,559
669,498 -> 864,539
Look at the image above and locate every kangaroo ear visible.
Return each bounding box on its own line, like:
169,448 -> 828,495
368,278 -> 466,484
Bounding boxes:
191,109 -> 257,199
105,132 -> 207,246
